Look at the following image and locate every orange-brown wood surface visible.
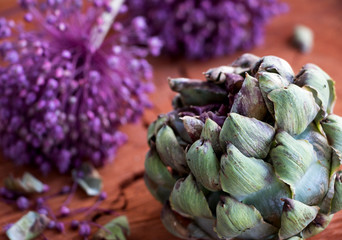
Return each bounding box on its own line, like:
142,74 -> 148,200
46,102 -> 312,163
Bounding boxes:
0,0 -> 342,239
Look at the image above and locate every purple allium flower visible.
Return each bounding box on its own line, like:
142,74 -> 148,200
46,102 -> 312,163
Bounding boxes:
59,206 -> 70,217
55,222 -> 65,233
126,0 -> 288,59
47,220 -> 56,230
70,219 -> 79,230
99,191 -> 107,201
0,0 -> 159,174
79,223 -> 91,237
16,196 -> 30,210
37,208 -> 48,215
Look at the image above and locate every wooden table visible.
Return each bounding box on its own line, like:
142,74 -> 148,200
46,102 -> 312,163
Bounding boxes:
0,0 -> 342,239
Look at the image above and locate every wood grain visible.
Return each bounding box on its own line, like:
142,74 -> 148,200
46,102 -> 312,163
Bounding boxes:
0,0 -> 341,239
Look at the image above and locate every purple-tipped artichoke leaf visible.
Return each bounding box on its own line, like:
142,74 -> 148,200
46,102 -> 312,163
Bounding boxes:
181,116 -> 204,142
168,78 -> 227,106
278,198 -> 319,239
301,213 -> 333,238
231,53 -> 260,69
230,73 -> 268,120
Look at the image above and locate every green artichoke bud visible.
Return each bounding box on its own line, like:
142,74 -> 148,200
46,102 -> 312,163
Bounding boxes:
292,25 -> 314,53
145,54 -> 342,239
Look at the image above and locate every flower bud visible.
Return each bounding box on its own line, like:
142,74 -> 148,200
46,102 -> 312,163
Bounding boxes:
79,223 -> 91,237
16,196 -> 29,210
292,25 -> 313,53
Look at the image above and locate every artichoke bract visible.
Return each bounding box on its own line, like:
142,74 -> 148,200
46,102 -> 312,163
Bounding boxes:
145,53 -> 342,240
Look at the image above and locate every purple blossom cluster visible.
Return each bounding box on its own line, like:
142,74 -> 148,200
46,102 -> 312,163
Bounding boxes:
1,182 -> 114,238
0,0 -> 162,173
127,0 -> 288,59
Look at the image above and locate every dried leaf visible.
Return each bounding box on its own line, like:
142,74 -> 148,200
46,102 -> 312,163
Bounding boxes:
6,211 -> 49,240
72,163 -> 102,196
93,216 -> 130,240
4,172 -> 45,194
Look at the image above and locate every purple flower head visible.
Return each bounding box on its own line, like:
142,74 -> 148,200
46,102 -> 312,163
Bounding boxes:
16,196 -> 30,210
70,219 -> 79,230
126,0 -> 288,59
47,220 -> 56,229
79,223 -> 91,237
55,221 -> 65,233
60,206 -> 70,216
0,0 -> 159,174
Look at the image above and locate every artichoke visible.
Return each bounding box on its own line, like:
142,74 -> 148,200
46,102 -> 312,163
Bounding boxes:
145,53 -> 342,240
